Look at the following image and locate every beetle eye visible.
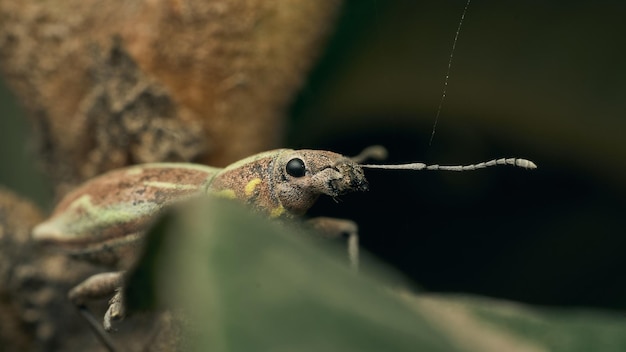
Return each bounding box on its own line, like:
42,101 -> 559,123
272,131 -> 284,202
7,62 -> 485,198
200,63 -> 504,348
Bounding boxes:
286,158 -> 306,177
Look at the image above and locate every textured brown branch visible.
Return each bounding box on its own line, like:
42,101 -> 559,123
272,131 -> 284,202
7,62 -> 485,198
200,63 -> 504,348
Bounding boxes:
0,0 -> 342,196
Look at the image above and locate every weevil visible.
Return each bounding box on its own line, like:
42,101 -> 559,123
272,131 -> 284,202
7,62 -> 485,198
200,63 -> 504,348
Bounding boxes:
32,147 -> 535,350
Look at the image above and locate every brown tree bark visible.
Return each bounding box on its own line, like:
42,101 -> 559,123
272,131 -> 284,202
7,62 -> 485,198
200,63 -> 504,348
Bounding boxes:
0,0 -> 342,196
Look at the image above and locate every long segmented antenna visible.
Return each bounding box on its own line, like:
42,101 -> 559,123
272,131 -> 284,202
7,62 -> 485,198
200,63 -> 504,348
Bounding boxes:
361,158 -> 537,171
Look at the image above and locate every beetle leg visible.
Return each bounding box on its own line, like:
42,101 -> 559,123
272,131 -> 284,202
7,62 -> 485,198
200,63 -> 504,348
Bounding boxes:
68,271 -> 124,350
68,271 -> 124,334
68,271 -> 124,304
350,145 -> 388,163
306,217 -> 359,271
103,288 -> 125,331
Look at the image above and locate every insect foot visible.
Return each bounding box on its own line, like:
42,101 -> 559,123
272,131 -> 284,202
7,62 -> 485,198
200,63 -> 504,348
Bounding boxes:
103,288 -> 125,331
306,217 -> 360,271
67,271 -> 124,351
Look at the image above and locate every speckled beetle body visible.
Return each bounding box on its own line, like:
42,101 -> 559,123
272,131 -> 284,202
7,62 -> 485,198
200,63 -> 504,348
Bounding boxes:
32,147 -> 535,350
34,149 -> 368,268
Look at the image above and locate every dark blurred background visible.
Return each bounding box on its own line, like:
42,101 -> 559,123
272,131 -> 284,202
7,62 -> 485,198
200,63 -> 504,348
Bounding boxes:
2,0 -> 625,309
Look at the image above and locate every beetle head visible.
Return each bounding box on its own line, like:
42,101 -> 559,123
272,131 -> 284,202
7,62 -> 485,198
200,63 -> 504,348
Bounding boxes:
273,150 -> 369,216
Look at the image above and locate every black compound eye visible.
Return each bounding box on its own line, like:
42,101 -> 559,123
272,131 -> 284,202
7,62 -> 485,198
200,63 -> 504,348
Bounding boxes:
286,158 -> 306,177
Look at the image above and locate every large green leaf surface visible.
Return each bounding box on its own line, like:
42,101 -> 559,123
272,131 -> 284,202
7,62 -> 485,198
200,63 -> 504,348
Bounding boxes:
126,199 -> 626,351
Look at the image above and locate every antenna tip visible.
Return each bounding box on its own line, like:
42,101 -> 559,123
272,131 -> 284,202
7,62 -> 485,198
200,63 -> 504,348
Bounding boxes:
516,158 -> 537,169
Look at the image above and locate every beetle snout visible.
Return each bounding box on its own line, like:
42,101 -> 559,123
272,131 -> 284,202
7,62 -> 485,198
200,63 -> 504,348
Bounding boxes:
329,160 -> 369,195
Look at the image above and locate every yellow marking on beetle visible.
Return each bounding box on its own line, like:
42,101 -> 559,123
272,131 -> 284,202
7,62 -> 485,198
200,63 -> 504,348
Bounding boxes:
212,189 -> 237,199
269,205 -> 285,218
143,181 -> 199,190
244,178 -> 262,196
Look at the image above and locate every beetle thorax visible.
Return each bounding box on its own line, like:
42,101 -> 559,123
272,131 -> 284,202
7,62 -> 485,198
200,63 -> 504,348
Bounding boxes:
206,150 -> 286,218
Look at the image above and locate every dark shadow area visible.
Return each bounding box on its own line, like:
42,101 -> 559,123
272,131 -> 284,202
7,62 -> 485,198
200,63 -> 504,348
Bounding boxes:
292,0 -> 626,310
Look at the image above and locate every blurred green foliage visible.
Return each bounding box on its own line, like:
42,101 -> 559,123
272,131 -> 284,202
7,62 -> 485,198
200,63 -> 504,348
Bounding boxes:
127,198 -> 626,351
0,79 -> 51,207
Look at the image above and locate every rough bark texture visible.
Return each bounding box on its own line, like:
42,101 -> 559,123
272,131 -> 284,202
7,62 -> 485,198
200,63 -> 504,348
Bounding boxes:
0,188 -> 42,351
0,187 -> 95,351
0,0 -> 341,196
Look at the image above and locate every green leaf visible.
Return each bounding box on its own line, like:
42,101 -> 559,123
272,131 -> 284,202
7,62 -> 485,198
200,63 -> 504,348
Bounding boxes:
126,199 -> 626,351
